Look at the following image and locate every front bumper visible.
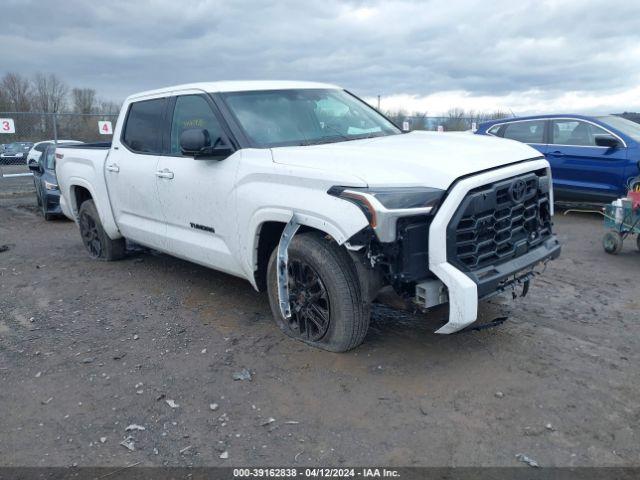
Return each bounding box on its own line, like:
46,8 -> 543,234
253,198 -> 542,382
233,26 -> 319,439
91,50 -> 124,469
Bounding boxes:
44,190 -> 62,215
473,235 -> 560,298
427,158 -> 558,334
0,154 -> 25,164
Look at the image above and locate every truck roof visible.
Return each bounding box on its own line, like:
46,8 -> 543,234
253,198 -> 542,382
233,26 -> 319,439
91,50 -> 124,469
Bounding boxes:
127,81 -> 341,101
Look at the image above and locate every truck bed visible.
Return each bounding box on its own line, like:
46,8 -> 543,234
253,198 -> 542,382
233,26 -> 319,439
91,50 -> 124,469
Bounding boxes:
57,142 -> 111,149
55,143 -> 114,227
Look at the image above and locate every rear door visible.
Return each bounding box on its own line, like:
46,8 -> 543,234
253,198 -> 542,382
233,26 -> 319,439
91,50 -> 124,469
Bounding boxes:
546,118 -> 628,201
105,97 -> 168,250
155,93 -> 243,275
499,119 -> 548,156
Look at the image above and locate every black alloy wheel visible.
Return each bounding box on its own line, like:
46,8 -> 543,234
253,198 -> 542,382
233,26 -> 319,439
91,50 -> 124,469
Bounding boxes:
287,259 -> 331,341
80,210 -> 102,258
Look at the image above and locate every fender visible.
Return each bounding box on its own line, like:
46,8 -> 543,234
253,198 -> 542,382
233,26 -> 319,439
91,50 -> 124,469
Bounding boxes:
242,206 -> 369,290
68,179 -> 122,239
276,215 -> 300,318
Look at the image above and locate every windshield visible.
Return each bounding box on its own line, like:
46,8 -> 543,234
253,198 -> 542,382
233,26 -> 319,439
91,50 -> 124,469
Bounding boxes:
597,115 -> 640,142
221,89 -> 400,147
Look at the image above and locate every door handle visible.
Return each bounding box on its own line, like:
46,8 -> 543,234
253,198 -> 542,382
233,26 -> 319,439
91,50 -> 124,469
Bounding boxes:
155,169 -> 174,179
106,163 -> 120,172
548,151 -> 565,157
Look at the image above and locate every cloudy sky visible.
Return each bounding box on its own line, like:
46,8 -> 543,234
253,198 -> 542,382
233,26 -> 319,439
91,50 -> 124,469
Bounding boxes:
3,0 -> 640,115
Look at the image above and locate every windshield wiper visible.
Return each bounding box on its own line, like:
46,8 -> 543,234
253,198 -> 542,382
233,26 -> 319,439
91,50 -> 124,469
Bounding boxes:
298,135 -> 347,146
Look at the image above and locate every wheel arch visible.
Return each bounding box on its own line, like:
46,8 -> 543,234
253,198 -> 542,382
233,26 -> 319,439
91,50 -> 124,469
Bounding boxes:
67,180 -> 122,239
249,209 -> 364,292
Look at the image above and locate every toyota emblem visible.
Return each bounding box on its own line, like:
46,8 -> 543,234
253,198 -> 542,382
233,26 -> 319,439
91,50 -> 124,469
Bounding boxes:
509,179 -> 527,202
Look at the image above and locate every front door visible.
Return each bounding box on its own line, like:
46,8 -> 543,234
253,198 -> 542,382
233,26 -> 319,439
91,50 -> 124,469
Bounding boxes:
105,97 -> 168,250
547,119 -> 628,201
155,94 -> 243,276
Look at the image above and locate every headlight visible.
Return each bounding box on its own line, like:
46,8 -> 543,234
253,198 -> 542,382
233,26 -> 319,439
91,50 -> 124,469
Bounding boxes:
44,180 -> 58,190
17,152 -> 24,157
328,186 -> 444,242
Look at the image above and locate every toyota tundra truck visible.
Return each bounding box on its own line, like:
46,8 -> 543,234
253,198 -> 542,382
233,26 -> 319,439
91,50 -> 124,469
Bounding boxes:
55,81 -> 561,352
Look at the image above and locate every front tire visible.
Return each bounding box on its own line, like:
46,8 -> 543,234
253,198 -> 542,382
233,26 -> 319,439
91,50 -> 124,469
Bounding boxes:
36,187 -> 42,207
266,231 -> 369,352
41,199 -> 55,221
78,199 -> 125,261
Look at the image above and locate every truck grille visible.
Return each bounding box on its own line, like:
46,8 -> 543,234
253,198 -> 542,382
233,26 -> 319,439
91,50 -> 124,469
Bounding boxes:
447,169 -> 552,271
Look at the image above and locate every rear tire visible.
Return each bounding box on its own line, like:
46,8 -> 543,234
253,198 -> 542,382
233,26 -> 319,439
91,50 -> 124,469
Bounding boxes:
603,230 -> 623,255
78,199 -> 125,261
266,231 -> 369,352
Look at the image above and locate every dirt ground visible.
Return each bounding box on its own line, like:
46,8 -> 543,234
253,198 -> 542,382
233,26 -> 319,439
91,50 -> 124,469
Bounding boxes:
1,183 -> 639,468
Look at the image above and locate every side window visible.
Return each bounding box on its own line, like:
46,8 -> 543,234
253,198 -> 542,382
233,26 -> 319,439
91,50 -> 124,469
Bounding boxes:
35,143 -> 49,153
170,95 -> 224,155
487,125 -> 501,136
502,120 -> 545,143
551,120 -> 611,147
45,148 -> 56,170
122,98 -> 166,153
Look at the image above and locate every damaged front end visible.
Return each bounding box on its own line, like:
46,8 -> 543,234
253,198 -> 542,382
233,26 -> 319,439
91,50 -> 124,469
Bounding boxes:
334,160 -> 562,334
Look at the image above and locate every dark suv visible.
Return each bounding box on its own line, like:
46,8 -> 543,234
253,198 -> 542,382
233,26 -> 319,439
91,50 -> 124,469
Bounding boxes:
29,144 -> 65,220
0,142 -> 34,165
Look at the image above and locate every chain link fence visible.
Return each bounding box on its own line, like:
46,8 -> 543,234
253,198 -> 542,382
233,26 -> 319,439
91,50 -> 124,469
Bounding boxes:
402,116 -> 479,131
0,112 -> 117,192
388,115 -> 507,132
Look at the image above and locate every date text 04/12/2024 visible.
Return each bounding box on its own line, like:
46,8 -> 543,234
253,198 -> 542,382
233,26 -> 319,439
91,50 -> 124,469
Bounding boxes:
233,468 -> 400,478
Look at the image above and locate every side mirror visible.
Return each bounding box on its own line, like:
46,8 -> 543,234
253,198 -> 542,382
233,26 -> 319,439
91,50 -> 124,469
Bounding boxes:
594,134 -> 621,148
180,128 -> 232,160
28,163 -> 41,173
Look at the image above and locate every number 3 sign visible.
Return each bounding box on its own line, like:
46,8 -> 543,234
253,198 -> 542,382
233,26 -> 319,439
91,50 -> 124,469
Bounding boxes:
0,118 -> 16,134
98,121 -> 113,135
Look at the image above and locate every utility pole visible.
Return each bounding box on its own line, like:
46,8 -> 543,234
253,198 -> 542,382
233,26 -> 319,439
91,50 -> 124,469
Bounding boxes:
377,95 -> 381,110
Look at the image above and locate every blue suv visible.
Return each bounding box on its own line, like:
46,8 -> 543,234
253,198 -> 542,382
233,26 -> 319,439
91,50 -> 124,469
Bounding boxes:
476,114 -> 640,202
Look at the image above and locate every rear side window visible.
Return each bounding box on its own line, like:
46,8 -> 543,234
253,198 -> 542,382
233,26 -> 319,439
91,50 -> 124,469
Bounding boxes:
502,120 -> 545,143
45,147 -> 56,169
122,98 -> 166,153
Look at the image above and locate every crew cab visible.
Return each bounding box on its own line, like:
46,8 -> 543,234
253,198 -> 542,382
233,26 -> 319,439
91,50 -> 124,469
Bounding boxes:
56,81 -> 561,352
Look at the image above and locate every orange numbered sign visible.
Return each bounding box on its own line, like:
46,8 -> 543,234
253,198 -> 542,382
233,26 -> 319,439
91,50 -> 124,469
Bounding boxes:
0,118 -> 15,134
98,121 -> 113,135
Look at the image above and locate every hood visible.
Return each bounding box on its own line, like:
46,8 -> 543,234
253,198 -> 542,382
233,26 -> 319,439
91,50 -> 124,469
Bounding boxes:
271,131 -> 543,190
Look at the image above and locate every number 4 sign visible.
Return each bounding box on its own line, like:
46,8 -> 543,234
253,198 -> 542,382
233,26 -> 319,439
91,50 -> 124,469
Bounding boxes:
0,118 -> 16,134
98,121 -> 113,135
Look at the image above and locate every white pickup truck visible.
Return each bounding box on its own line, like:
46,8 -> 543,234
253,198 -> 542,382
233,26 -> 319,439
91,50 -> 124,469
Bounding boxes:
56,81 -> 561,351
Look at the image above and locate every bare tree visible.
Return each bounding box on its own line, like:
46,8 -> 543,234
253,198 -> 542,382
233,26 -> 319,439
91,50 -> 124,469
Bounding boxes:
71,88 -> 97,114
1,72 -> 32,111
384,108 -> 408,128
98,99 -> 121,115
32,72 -> 68,113
444,108 -> 469,131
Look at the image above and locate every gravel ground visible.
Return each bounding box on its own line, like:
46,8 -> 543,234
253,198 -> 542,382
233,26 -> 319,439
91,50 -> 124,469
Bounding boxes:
0,188 -> 639,468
